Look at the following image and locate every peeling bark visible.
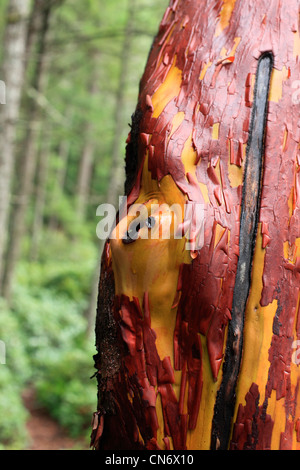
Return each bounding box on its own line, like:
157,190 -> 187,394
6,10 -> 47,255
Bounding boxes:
93,0 -> 300,451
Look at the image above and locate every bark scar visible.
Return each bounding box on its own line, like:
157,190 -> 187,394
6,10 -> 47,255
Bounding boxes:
210,52 -> 274,450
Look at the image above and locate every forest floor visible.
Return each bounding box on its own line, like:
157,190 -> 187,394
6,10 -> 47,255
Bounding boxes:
22,388 -> 90,450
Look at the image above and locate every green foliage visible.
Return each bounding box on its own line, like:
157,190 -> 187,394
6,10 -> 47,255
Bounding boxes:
0,231 -> 99,447
35,346 -> 96,439
0,301 -> 30,449
42,268 -> 91,302
0,367 -> 29,450
0,299 -> 32,385
11,286 -> 86,366
0,279 -> 97,448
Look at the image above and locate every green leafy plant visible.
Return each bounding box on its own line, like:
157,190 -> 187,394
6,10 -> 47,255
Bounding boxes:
0,367 -> 29,450
35,346 -> 97,439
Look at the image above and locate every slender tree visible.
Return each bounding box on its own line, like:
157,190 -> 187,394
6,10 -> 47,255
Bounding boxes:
2,0 -> 54,300
0,0 -> 31,289
105,0 -> 137,208
29,124 -> 52,261
76,51 -> 101,222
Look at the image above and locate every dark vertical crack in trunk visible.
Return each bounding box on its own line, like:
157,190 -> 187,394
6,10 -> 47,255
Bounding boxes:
210,52 -> 273,450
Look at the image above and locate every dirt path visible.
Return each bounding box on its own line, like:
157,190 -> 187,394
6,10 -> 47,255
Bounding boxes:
22,388 -> 89,450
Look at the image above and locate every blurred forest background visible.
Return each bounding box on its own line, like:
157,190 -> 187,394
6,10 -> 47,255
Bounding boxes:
0,0 -> 168,449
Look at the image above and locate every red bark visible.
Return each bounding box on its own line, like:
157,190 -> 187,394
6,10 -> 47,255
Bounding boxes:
93,0 -> 300,451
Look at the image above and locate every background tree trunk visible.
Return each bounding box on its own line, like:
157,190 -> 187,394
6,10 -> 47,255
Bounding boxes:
106,0 -> 136,208
2,0 -> 52,300
0,0 -> 31,289
29,124 -> 52,262
47,107 -> 73,231
76,53 -> 101,222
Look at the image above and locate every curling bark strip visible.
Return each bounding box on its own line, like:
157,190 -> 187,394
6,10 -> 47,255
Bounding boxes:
92,0 -> 300,450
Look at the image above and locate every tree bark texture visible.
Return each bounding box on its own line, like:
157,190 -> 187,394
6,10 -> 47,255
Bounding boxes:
92,0 -> 300,450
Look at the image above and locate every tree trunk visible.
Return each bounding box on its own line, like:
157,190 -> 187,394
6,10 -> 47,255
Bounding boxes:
85,244 -> 103,340
0,0 -> 31,289
76,55 -> 101,222
57,138 -> 71,190
47,108 -> 73,231
76,133 -> 96,221
92,0 -> 300,451
29,125 -> 52,262
85,0 -> 137,338
1,0 -> 52,300
105,0 -> 137,209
